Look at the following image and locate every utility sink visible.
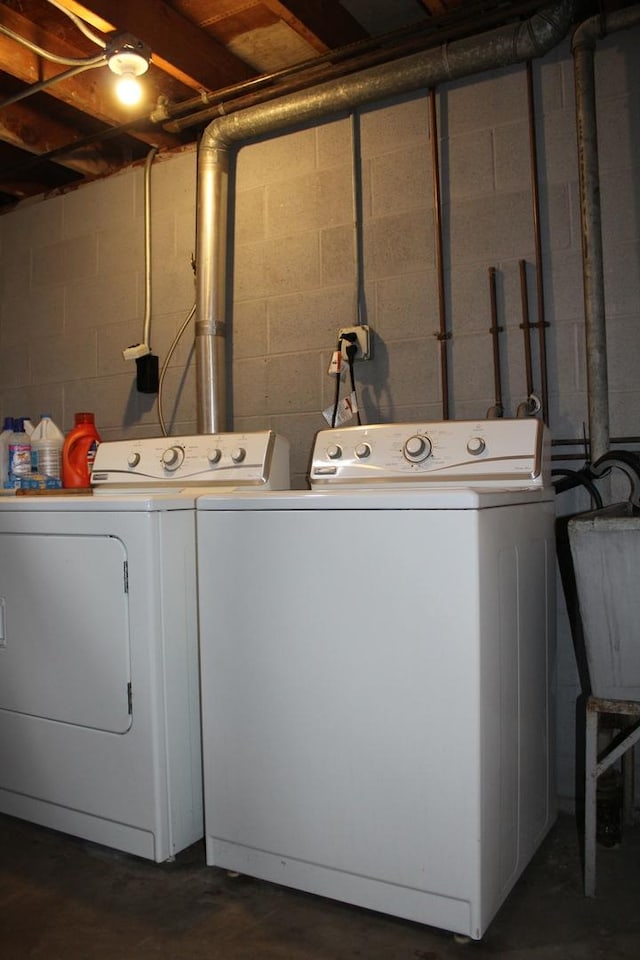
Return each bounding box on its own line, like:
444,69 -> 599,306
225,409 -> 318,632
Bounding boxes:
569,502 -> 640,700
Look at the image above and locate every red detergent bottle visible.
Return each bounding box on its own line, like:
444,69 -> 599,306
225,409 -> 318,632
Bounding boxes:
62,412 -> 101,488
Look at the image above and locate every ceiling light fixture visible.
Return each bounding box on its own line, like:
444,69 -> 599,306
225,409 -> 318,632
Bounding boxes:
106,33 -> 151,107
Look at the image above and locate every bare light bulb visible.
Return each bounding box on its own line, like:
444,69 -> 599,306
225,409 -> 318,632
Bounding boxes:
116,71 -> 142,106
106,34 -> 151,107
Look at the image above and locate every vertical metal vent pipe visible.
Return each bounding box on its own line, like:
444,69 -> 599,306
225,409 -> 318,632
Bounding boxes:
572,5 -> 640,463
195,1 -> 575,433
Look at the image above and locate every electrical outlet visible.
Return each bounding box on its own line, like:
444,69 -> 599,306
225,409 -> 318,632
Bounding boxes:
338,325 -> 371,361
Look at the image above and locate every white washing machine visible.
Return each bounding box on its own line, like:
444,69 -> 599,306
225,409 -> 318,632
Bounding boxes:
0,430 -> 289,862
197,419 -> 556,939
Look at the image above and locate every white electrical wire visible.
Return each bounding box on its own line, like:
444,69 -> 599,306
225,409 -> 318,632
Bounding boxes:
0,0 -> 107,77
44,0 -> 107,49
142,146 -> 159,350
0,24 -> 105,66
0,60 -> 104,110
158,304 -> 196,437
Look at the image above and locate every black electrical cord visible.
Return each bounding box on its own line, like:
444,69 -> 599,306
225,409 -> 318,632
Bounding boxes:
590,449 -> 640,479
331,333 -> 362,428
330,339 -> 342,428
553,448 -> 640,512
587,449 -> 640,508
345,342 -> 362,426
552,468 -> 604,509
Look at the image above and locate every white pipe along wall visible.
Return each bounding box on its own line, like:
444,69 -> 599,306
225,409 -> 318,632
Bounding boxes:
572,4 -> 640,461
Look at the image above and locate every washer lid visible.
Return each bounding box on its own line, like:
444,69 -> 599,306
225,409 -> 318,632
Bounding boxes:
0,490 -> 198,511
196,487 -> 553,510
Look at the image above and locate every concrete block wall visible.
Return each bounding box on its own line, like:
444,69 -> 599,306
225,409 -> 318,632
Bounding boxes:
0,146 -> 198,439
229,47 -> 592,486
1,28 -> 639,806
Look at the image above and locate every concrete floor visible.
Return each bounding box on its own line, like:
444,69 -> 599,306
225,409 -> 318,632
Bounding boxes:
1,812 -> 639,959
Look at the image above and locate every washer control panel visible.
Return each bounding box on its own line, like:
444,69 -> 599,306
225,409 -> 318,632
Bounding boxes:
91,431 -> 290,489
310,419 -> 549,488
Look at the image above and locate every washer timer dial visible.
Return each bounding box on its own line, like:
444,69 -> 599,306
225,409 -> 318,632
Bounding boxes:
403,434 -> 432,463
161,445 -> 185,471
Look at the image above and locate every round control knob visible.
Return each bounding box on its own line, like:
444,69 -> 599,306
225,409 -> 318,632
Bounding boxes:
161,446 -> 184,471
207,448 -> 222,464
327,444 -> 343,460
231,447 -> 246,463
127,452 -> 140,468
403,434 -> 432,463
467,436 -> 486,456
354,442 -> 371,459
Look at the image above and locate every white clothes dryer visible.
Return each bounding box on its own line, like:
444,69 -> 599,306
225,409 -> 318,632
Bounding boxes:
0,430 -> 289,862
196,419 -> 555,939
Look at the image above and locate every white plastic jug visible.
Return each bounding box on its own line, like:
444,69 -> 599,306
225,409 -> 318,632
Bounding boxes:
31,414 -> 65,480
0,416 -> 13,487
7,418 -> 32,483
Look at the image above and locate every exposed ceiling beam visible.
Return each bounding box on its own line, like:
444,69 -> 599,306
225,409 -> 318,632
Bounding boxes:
0,5 -> 179,150
51,0 -> 255,91
261,0 -> 368,52
0,100 -> 112,178
418,0 -> 448,14
0,176 -> 64,199
0,140 -> 78,198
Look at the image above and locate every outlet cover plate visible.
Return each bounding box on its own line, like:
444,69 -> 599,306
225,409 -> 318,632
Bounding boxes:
338,325 -> 371,361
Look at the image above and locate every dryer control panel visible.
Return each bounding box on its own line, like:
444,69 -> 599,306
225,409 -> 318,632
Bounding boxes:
310,419 -> 549,488
92,431 -> 290,489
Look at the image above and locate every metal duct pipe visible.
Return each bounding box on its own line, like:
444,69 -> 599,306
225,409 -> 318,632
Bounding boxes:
161,0 -> 548,127
572,5 -> 640,462
195,144 -> 229,434
196,0 -> 575,433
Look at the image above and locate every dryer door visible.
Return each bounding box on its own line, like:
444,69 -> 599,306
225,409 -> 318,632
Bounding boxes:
0,533 -> 131,733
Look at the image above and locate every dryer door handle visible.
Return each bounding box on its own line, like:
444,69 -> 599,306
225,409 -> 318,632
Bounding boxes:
0,598 -> 6,647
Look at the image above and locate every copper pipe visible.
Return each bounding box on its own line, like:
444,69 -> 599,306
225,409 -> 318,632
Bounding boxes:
519,260 -> 534,397
517,259 -> 542,416
429,87 -> 450,420
526,60 -> 550,424
487,267 -> 504,418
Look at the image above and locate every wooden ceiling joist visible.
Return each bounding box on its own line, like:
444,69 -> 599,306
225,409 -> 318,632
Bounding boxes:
0,0 -> 549,209
0,4 -> 179,150
50,0 -> 255,91
418,0 -> 450,15
262,0 -> 368,52
0,100 -> 112,177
